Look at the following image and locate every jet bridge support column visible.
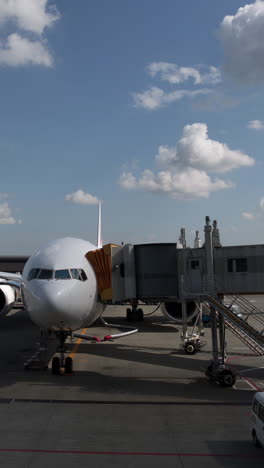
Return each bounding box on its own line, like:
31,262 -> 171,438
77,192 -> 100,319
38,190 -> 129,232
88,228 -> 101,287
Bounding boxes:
205,216 -> 219,362
181,301 -> 188,341
206,303 -> 236,387
179,275 -> 190,351
210,305 -> 219,362
203,216 -> 236,387
218,311 -> 226,363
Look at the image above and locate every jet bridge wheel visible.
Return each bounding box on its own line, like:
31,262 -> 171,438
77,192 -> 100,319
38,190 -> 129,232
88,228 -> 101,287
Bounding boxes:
126,308 -> 144,322
217,369 -> 236,388
51,356 -> 61,375
64,356 -> 73,375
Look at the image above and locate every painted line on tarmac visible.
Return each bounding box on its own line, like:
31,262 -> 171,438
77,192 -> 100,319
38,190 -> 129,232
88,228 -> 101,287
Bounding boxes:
0,399 -> 252,405
69,328 -> 87,359
243,377 -> 261,391
232,347 -> 248,350
240,367 -> 264,373
233,380 -> 254,391
0,448 -> 263,458
226,356 -> 262,391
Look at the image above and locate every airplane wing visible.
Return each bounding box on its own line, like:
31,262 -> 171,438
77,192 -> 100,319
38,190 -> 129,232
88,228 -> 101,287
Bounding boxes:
0,272 -> 22,290
0,272 -> 22,281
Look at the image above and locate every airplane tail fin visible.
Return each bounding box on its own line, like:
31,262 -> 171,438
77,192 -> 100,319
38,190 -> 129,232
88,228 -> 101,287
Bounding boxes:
97,202 -> 102,248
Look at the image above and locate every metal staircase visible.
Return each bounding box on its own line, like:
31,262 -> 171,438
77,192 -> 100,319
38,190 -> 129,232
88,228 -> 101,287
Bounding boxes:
207,295 -> 264,356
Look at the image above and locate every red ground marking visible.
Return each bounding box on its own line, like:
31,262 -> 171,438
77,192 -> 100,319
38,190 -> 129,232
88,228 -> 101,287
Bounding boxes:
226,356 -> 262,390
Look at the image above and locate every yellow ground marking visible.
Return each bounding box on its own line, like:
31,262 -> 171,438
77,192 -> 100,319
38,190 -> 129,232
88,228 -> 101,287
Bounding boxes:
69,328 -> 88,359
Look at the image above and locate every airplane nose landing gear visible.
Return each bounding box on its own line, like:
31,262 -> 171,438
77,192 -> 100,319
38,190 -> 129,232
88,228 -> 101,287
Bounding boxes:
64,356 -> 73,375
51,356 -> 60,375
52,331 -> 73,375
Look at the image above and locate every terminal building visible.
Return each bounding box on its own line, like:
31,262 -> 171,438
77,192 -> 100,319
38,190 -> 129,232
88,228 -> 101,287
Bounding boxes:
0,256 -> 29,274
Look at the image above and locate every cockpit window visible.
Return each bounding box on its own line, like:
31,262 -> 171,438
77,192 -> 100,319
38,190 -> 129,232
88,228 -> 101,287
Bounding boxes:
55,269 -> 71,280
37,269 -> 53,280
70,269 -> 81,280
80,269 -> 87,281
27,268 -> 40,281
70,268 -> 87,281
27,268 -> 87,281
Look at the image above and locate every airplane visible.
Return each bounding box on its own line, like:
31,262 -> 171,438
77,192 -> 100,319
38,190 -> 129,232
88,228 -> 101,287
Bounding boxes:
0,203 -> 110,375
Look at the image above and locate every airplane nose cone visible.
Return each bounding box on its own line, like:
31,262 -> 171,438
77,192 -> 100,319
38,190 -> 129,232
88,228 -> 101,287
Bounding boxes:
44,286 -> 70,315
25,282 -> 84,330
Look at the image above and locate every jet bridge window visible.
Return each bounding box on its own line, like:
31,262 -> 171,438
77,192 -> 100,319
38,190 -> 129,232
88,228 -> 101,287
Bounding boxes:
37,269 -> 53,280
55,269 -> 71,280
191,260 -> 200,270
227,258 -> 248,273
27,268 -> 40,281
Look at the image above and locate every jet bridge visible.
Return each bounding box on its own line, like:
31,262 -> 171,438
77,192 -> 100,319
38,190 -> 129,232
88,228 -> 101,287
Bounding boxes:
87,243 -> 182,303
86,215 -> 264,387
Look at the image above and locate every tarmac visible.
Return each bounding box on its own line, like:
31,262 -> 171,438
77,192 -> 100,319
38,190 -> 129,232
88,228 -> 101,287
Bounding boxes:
0,298 -> 264,467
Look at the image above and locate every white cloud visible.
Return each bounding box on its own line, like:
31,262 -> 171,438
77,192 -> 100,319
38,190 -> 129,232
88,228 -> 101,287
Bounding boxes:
155,123 -> 254,173
0,1 -> 59,67
0,0 -> 59,35
248,120 -> 264,130
133,61 -> 221,110
148,62 -> 221,85
120,123 -> 253,199
0,33 -> 53,66
219,1 -> 264,84
132,86 -> 212,110
0,202 -> 16,224
242,212 -> 256,220
65,189 -> 100,205
241,196 -> 264,220
120,168 -> 231,199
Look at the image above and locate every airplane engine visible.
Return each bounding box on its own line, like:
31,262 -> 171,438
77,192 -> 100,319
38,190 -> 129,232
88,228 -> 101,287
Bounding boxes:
160,300 -> 197,324
0,285 -> 15,317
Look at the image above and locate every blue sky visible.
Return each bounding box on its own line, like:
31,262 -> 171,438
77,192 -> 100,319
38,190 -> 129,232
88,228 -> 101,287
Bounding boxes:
1,0 -> 264,254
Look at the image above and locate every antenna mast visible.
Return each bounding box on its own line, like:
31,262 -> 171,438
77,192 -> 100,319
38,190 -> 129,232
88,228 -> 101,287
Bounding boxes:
97,202 -> 102,248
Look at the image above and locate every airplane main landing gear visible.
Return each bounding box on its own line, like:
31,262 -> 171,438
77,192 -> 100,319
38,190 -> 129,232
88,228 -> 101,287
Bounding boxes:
52,331 -> 73,375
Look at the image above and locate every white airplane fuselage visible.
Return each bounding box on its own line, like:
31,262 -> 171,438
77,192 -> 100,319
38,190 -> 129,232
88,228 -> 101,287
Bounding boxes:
22,237 -> 104,331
